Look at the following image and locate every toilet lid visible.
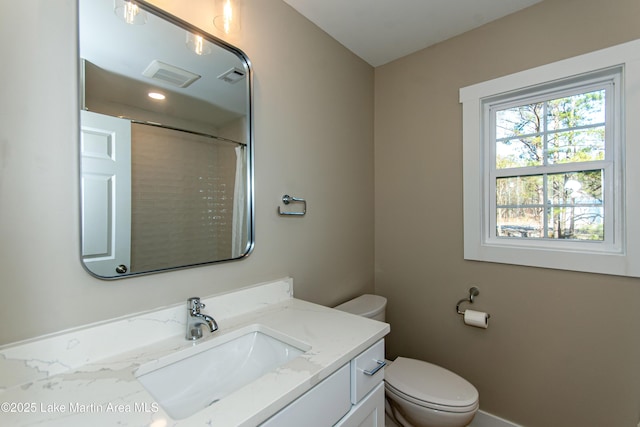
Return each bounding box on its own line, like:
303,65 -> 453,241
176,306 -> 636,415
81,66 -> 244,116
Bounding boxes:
385,357 -> 478,409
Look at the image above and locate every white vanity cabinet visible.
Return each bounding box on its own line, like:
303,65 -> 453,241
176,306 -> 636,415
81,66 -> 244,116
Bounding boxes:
335,382 -> 385,427
261,339 -> 386,427
336,339 -> 386,426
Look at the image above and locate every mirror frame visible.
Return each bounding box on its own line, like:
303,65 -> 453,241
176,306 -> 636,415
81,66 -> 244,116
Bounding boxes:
78,0 -> 254,279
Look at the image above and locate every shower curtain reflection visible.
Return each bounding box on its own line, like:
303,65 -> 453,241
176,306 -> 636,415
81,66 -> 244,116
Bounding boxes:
130,123 -> 243,272
232,145 -> 247,257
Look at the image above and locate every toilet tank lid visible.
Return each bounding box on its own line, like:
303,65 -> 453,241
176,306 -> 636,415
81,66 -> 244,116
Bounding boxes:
334,294 -> 387,318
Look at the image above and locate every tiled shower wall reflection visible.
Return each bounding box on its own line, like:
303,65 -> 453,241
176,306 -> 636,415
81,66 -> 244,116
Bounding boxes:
130,124 -> 236,272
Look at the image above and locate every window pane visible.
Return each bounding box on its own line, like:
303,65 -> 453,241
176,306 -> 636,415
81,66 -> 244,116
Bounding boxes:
546,206 -> 604,240
547,170 -> 604,241
496,171 -> 603,241
496,136 -> 543,168
546,90 -> 605,131
547,127 -> 605,164
496,103 -> 543,139
496,208 -> 543,238
547,170 -> 603,205
496,175 -> 543,206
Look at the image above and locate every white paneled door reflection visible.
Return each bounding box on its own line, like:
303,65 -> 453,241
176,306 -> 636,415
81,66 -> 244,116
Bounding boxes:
80,110 -> 131,277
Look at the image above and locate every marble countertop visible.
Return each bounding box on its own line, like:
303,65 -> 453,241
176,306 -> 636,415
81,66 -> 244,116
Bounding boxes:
0,278 -> 389,426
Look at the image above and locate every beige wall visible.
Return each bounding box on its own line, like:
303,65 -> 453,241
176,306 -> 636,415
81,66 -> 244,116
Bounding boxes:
374,0 -> 640,426
0,0 -> 374,344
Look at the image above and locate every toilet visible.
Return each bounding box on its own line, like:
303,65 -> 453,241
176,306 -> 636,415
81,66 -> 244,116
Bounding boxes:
334,294 -> 479,427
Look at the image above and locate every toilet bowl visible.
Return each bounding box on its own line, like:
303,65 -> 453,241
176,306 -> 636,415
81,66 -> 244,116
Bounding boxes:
334,294 -> 479,427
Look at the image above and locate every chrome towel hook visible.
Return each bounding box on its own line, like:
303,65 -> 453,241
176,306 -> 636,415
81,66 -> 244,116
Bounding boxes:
278,194 -> 307,216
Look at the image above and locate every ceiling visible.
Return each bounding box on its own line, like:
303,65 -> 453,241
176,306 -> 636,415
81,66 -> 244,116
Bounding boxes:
282,0 -> 542,67
80,0 -> 249,130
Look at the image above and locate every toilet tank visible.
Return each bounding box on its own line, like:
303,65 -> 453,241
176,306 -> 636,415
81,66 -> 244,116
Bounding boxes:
334,294 -> 387,322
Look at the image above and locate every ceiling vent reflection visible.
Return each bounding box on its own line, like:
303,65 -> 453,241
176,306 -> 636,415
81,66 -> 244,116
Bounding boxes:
141,59 -> 201,88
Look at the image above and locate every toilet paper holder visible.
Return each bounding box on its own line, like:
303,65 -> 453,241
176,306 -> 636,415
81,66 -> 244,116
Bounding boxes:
278,194 -> 307,216
456,286 -> 489,317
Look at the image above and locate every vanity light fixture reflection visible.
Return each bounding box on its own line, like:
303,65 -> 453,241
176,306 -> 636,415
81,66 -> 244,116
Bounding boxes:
186,32 -> 212,56
113,0 -> 147,25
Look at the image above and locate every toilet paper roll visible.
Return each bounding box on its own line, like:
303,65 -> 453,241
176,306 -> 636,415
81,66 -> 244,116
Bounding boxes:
464,309 -> 489,329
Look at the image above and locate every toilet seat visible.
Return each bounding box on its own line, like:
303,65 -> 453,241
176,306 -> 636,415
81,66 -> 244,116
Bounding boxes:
385,357 -> 479,413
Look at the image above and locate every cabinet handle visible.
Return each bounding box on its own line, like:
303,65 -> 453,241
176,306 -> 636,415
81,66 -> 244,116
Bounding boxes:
363,359 -> 386,376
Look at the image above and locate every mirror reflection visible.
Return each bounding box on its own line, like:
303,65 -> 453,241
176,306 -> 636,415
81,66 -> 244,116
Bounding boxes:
79,0 -> 253,279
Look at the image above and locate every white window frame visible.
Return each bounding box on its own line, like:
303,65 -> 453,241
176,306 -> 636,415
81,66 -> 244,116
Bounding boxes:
460,39 -> 640,277
486,70 -> 621,252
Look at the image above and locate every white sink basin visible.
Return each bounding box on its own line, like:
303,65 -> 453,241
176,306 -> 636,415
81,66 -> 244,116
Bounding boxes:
136,324 -> 310,420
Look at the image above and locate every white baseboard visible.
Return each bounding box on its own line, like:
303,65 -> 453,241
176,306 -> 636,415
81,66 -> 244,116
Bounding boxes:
468,410 -> 522,427
386,407 -> 521,427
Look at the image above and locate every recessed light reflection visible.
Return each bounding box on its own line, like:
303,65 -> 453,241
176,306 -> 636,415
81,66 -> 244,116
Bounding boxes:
148,92 -> 166,100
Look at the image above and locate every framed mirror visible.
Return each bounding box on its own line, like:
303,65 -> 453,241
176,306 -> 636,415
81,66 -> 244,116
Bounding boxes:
78,0 -> 254,279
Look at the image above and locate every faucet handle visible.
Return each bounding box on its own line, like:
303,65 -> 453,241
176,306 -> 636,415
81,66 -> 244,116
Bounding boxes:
188,297 -> 204,313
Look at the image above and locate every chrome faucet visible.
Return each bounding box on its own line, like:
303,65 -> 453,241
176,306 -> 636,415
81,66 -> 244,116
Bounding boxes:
186,297 -> 218,340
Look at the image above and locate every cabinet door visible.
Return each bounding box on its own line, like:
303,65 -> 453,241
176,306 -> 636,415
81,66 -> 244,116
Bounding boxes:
260,364 -> 351,427
335,382 -> 385,427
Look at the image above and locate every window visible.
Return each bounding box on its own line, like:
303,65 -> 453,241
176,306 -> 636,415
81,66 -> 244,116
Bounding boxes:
460,39 -> 640,277
489,71 -> 620,249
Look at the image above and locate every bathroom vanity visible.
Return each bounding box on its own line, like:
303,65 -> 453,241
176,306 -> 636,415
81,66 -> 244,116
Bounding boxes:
0,278 -> 389,426
262,339 -> 386,426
